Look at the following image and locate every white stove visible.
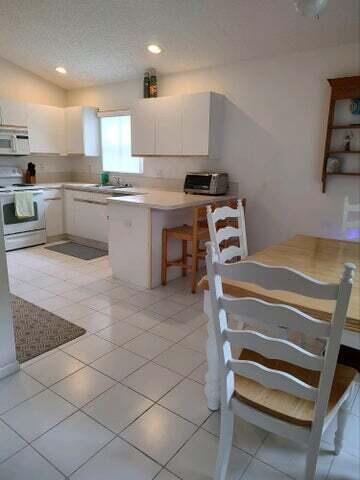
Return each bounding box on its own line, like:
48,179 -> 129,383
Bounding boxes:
0,166 -> 46,251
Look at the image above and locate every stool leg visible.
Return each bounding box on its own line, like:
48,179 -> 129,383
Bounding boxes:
182,240 -> 187,277
191,239 -> 198,294
195,240 -> 200,272
161,229 -> 168,286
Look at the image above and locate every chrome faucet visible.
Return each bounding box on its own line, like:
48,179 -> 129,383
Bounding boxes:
112,176 -> 122,186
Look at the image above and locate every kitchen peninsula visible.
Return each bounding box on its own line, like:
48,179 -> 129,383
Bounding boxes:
107,190 -> 236,289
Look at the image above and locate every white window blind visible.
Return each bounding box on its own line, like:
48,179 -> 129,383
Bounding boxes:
99,111 -> 143,174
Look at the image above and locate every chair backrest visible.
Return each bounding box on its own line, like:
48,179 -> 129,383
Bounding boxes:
192,199 -> 240,240
342,196 -> 360,239
206,242 -> 355,429
207,198 -> 247,263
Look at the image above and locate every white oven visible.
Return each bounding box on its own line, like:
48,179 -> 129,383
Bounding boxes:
0,191 -> 46,251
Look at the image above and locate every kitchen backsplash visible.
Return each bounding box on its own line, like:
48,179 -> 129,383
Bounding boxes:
0,155 -> 72,183
0,154 -> 238,192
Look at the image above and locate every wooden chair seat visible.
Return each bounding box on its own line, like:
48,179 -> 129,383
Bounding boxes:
165,225 -> 210,241
234,349 -> 357,427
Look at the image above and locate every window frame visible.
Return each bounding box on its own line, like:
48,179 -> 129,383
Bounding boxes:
98,109 -> 143,175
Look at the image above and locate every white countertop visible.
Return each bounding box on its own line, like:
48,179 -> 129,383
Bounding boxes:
107,190 -> 236,210
32,182 -> 236,210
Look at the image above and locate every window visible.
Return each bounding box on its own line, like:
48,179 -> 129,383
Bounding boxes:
100,113 -> 143,174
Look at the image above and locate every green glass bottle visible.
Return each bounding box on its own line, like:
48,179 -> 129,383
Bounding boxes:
144,71 -> 150,98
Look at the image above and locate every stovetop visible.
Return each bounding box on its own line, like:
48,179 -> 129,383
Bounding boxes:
0,184 -> 43,194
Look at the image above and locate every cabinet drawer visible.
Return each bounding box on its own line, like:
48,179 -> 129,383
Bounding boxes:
43,189 -> 63,200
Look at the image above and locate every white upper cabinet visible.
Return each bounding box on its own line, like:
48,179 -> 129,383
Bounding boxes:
0,98 -> 28,126
65,106 -> 100,156
131,91 -> 224,158
28,104 -> 65,154
131,99 -> 156,156
182,92 -> 211,156
156,96 -> 182,155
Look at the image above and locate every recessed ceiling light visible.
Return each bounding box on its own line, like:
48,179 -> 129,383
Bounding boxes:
147,44 -> 162,54
55,66 -> 67,74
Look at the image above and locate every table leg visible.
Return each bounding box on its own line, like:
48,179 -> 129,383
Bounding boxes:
203,290 -> 221,411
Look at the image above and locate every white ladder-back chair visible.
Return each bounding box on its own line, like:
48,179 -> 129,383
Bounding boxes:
207,199 -> 248,264
342,196 -> 360,240
206,242 -> 357,480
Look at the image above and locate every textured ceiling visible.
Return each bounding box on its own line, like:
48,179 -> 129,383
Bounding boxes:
0,0 -> 358,90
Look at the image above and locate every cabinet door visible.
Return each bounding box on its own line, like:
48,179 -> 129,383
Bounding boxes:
73,194 -> 108,243
28,104 -> 64,154
155,96 -> 182,155
0,99 -> 28,126
82,107 -> 100,156
65,107 -> 84,154
131,99 -> 156,155
182,92 -> 210,155
64,190 -> 76,235
45,197 -> 64,237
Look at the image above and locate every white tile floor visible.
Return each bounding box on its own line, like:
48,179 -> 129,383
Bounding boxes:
0,242 -> 359,480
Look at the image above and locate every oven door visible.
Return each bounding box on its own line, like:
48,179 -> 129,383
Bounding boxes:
0,192 -> 46,235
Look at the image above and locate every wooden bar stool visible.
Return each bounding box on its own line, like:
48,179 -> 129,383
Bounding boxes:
161,199 -> 240,293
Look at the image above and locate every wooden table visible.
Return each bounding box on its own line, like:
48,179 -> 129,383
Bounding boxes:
198,235 -> 360,410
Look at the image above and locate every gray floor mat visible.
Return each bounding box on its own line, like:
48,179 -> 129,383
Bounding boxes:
45,242 -> 107,260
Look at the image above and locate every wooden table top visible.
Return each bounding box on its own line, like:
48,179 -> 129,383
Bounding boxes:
199,235 -> 360,333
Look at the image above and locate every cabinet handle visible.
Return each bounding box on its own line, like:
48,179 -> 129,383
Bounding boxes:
74,198 -> 107,206
45,197 -> 62,201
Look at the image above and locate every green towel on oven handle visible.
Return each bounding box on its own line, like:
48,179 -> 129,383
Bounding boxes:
14,191 -> 35,218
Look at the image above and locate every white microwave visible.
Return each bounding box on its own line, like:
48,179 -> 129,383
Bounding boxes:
0,126 -> 30,156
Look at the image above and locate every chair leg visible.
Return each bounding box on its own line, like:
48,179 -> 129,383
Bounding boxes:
214,408 -> 234,480
334,393 -> 352,455
195,240 -> 200,272
304,433 -> 322,480
182,240 -> 187,277
161,229 -> 168,286
191,238 -> 198,293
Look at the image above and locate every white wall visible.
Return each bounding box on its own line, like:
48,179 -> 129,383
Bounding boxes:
0,57 -> 66,107
68,43 -> 360,252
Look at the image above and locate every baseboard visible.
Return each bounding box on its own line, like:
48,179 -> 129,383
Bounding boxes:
47,234 -> 67,243
0,360 -> 20,380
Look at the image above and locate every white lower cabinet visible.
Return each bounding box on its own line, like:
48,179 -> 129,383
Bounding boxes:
65,190 -> 109,244
44,189 -> 64,238
64,190 -> 76,236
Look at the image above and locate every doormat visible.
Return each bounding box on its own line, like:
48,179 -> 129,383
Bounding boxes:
45,242 -> 107,260
11,295 -> 86,364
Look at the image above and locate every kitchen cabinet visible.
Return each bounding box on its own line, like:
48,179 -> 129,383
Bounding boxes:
28,104 -> 65,154
156,96 -> 182,155
0,98 -> 28,126
131,99 -> 156,155
65,106 -> 100,156
65,189 -> 108,244
64,190 -> 76,236
43,189 -> 64,237
131,91 -> 223,158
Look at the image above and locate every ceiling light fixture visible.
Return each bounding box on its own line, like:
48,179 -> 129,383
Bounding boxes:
55,66 -> 67,74
147,44 -> 162,54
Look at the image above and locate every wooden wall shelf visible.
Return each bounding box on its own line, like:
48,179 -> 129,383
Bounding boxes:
322,76 -> 360,193
327,172 -> 360,176
331,124 -> 360,130
329,151 -> 360,154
